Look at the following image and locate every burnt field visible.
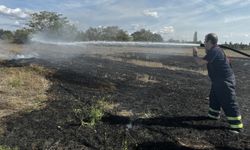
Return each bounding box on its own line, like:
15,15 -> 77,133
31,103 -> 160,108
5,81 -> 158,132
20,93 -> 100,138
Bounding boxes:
0,45 -> 249,149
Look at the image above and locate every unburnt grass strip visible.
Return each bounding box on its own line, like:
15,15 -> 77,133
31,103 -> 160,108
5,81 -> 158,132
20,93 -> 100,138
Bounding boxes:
0,64 -> 52,117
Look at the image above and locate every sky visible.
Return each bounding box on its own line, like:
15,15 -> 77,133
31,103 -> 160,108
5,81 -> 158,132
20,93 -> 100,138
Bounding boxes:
1,0 -> 250,43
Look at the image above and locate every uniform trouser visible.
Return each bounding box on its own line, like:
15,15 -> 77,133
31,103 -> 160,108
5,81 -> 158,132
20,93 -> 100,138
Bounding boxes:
208,77 -> 243,129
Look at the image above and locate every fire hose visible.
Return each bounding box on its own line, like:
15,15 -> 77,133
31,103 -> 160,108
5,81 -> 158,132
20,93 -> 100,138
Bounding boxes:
200,43 -> 250,57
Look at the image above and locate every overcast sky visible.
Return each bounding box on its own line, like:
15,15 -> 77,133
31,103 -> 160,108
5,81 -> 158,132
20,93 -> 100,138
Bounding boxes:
1,0 -> 250,43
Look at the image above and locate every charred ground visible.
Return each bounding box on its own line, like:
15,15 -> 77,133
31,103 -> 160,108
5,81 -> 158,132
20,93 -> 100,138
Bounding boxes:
0,47 -> 249,149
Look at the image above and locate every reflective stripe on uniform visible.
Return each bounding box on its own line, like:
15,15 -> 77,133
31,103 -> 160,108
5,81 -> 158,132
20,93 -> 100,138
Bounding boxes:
230,123 -> 243,129
209,108 -> 221,113
227,116 -> 242,121
208,114 -> 220,119
208,108 -> 220,119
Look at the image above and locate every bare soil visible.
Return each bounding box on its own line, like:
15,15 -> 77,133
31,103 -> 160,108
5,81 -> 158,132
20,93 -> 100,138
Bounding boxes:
0,46 -> 249,150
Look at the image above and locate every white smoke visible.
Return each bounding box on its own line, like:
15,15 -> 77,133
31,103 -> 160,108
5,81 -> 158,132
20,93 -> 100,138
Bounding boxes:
0,5 -> 30,19
13,53 -> 39,60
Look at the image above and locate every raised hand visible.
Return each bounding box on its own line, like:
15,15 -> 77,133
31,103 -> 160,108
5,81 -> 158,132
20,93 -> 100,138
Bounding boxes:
193,47 -> 198,57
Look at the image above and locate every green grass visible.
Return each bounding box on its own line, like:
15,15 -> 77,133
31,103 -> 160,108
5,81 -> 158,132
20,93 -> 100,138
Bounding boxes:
122,137 -> 128,150
0,145 -> 18,150
73,104 -> 104,127
89,106 -> 104,126
72,96 -> 114,127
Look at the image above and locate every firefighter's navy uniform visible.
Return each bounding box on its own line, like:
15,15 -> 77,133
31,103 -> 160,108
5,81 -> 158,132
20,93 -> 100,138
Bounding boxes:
203,46 -> 243,130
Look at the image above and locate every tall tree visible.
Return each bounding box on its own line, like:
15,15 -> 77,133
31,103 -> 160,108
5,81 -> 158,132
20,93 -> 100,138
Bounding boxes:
101,26 -> 129,41
27,11 -> 78,41
27,11 -> 69,32
13,28 -> 32,44
85,27 -> 102,41
0,29 -> 4,38
84,26 -> 130,41
1,30 -> 13,41
116,30 -> 130,41
131,29 -> 163,42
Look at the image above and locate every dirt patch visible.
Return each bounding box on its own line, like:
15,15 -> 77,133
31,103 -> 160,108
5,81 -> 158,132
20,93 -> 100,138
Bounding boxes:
0,50 -> 249,149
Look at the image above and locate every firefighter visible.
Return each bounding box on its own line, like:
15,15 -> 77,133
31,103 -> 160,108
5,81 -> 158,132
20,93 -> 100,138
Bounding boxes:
193,33 -> 243,134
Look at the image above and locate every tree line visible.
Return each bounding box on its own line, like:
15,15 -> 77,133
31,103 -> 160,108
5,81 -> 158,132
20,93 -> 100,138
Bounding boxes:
223,42 -> 250,50
1,11 -> 249,50
0,11 -> 163,44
